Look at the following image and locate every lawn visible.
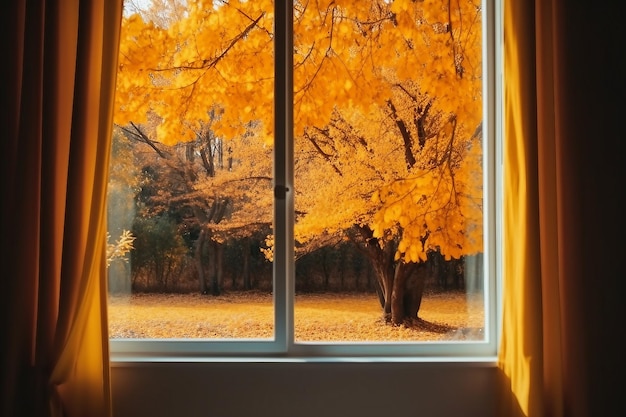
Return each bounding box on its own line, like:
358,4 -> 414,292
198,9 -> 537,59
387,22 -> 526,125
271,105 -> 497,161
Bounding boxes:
108,291 -> 484,342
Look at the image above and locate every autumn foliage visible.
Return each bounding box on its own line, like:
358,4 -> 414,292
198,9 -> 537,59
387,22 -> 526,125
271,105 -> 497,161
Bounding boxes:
113,0 -> 483,324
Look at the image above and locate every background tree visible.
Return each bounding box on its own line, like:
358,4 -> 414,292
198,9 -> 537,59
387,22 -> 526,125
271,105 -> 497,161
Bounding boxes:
115,116 -> 273,294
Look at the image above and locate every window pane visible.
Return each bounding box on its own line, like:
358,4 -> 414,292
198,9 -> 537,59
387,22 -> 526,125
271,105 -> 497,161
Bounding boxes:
292,0 -> 486,343
108,0 -> 275,340
108,0 -> 496,352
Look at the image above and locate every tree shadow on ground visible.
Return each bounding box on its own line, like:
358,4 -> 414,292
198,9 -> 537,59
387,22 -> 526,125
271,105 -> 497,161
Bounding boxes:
401,318 -> 485,340
402,317 -> 454,333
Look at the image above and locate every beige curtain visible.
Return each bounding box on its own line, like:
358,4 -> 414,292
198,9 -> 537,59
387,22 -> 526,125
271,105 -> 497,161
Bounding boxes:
499,0 -> 622,416
1,1 -> 123,416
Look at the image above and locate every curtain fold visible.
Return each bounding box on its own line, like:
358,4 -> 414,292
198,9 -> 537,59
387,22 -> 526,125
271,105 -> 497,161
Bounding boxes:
499,0 -> 623,416
1,1 -> 123,416
498,1 -> 545,415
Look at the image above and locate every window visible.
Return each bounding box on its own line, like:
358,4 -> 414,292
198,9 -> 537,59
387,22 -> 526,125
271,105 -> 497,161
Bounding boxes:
108,0 -> 501,360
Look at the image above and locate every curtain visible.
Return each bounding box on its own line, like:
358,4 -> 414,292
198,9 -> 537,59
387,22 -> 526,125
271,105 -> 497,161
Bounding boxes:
499,0 -> 623,416
1,1 -> 123,416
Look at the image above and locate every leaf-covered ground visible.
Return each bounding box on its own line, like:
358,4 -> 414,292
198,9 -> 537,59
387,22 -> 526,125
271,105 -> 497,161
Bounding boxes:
108,291 -> 484,341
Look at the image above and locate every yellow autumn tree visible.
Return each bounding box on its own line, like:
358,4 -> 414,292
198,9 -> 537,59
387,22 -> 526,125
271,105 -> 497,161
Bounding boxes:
114,0 -> 483,323
291,0 -> 483,324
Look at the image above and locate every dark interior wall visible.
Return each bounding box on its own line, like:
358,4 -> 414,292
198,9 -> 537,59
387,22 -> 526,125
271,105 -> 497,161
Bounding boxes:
111,361 -> 498,417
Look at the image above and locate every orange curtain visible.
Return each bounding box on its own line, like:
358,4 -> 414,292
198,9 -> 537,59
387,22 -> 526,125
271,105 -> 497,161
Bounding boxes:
1,1 -> 123,416
499,0 -> 622,416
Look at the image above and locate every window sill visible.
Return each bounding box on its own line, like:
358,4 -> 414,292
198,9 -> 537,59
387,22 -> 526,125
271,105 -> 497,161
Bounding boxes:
109,354 -> 498,366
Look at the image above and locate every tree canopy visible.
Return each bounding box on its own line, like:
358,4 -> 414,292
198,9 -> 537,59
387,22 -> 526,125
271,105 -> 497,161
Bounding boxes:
115,0 -> 482,261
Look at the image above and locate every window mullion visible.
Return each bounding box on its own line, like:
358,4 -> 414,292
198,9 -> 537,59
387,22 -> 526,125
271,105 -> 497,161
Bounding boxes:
273,0 -> 295,353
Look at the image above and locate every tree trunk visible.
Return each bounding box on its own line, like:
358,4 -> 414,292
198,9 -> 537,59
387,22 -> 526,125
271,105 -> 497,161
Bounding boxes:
354,227 -> 427,324
390,262 -> 408,325
404,262 -> 427,320
214,242 -> 223,295
209,240 -> 222,296
242,238 -> 251,290
195,229 -> 207,294
383,260 -> 427,325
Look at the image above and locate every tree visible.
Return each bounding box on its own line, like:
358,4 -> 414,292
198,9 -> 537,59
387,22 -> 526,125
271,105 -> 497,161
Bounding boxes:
116,117 -> 273,294
289,0 -> 484,324
131,214 -> 188,291
114,0 -> 483,324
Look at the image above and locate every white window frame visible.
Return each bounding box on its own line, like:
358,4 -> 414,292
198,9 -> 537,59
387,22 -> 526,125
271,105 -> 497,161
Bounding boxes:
110,0 -> 502,362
